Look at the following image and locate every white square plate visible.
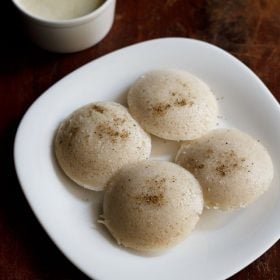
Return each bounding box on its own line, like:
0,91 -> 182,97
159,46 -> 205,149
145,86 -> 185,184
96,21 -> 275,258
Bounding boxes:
14,38 -> 280,280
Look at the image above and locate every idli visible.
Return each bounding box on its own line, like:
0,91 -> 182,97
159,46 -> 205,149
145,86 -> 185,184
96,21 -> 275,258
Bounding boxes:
175,128 -> 274,209
127,69 -> 218,140
101,160 -> 203,252
55,102 -> 151,191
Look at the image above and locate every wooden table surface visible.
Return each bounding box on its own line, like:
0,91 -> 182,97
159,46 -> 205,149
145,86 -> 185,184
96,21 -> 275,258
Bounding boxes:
0,0 -> 279,279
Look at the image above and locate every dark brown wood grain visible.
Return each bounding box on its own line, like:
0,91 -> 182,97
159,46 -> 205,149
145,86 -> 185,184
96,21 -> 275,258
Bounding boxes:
0,0 -> 279,279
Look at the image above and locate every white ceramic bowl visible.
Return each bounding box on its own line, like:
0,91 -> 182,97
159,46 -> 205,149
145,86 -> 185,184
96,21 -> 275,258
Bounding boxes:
12,0 -> 116,53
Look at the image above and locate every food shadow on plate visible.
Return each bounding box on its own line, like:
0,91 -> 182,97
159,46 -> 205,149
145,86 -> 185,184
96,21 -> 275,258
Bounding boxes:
195,207 -> 242,231
112,88 -> 129,106
151,135 -> 181,162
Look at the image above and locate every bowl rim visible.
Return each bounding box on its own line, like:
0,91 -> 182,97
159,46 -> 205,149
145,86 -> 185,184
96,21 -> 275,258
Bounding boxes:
11,0 -> 114,27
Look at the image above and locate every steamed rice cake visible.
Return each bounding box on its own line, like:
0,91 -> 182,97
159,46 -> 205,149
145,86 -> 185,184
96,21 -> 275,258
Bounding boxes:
127,69 -> 218,140
101,160 -> 203,252
175,128 -> 274,209
55,102 -> 151,191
